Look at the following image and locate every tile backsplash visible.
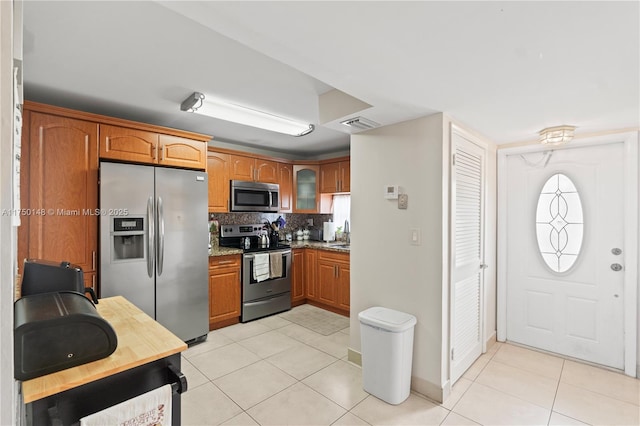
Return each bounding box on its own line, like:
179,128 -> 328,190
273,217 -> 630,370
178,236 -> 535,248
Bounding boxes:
209,213 -> 333,233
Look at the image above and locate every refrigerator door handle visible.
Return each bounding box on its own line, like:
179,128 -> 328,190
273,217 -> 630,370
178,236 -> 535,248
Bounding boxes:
147,196 -> 155,278
157,196 -> 165,276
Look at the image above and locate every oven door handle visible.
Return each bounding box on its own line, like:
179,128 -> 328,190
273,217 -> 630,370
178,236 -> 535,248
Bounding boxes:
243,250 -> 291,260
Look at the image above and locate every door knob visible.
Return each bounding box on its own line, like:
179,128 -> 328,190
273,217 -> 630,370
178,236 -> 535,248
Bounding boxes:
611,248 -> 622,255
611,263 -> 623,272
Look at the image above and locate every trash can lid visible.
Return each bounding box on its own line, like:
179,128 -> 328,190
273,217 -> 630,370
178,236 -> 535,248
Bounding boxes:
358,307 -> 417,332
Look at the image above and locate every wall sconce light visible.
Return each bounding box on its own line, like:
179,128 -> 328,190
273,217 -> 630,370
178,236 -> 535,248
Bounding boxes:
180,92 -> 314,137
538,125 -> 576,145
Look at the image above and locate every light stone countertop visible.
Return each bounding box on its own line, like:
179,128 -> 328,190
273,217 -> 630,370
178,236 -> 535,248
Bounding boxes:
288,240 -> 350,253
209,240 -> 349,257
209,246 -> 243,257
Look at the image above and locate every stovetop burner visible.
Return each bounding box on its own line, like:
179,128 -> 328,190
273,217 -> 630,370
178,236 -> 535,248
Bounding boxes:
219,223 -> 290,253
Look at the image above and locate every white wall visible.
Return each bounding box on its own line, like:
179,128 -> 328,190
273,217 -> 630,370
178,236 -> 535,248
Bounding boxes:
0,0 -> 18,423
349,113 -> 498,401
350,114 -> 447,399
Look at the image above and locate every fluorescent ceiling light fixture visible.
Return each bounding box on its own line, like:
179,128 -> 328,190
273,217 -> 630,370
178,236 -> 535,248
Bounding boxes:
180,92 -> 314,137
538,125 -> 576,145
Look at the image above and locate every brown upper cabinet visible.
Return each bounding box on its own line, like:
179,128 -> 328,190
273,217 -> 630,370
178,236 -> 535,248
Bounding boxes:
278,163 -> 293,213
17,101 -> 211,290
100,125 -> 207,170
21,110 -> 99,278
159,134 -> 207,169
293,165 -> 320,213
320,160 -> 350,193
229,155 -> 278,184
207,151 -> 230,212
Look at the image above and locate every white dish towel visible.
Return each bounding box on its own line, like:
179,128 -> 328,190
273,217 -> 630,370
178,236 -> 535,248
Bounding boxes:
253,253 -> 270,282
80,384 -> 172,426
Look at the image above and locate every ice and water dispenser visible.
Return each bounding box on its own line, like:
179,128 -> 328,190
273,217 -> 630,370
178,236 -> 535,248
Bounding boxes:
111,217 -> 145,261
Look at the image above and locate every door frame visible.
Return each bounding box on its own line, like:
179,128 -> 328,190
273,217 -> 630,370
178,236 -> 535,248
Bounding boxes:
497,131 -> 638,377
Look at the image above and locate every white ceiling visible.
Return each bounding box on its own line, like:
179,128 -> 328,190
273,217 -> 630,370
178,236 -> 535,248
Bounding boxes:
22,1 -> 639,157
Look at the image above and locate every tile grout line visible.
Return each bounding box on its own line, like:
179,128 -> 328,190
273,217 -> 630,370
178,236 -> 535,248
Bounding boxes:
444,346 -> 502,422
204,332 -> 351,422
546,358 -> 565,426
185,306 -> 354,424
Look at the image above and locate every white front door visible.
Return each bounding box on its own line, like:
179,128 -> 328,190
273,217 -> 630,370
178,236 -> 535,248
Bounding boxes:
505,142 -> 626,369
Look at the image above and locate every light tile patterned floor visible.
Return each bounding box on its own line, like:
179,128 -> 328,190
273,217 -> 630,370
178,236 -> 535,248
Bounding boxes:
181,304 -> 640,426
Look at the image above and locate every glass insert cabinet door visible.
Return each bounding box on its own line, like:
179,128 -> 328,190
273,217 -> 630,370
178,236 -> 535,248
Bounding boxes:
293,165 -> 319,212
535,173 -> 584,273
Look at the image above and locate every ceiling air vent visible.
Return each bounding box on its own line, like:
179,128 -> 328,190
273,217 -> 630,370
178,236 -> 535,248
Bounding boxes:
340,116 -> 380,131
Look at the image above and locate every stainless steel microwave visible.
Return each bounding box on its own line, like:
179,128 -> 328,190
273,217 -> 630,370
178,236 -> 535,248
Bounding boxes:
230,180 -> 280,212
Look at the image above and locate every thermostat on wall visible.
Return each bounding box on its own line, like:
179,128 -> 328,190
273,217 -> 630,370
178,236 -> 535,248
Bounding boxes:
384,185 -> 399,199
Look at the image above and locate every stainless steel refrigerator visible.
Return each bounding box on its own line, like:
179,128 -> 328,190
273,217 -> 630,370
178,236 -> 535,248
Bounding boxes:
99,161 -> 208,343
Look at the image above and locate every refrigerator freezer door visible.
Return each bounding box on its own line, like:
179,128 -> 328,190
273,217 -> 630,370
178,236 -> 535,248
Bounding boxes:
100,162 -> 156,318
155,167 -> 209,342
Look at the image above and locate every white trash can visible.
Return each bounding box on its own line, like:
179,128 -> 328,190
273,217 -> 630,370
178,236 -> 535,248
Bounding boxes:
358,307 -> 417,405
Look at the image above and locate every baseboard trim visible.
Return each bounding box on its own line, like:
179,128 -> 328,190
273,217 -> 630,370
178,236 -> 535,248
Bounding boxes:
411,376 -> 447,403
347,347 -> 362,366
349,347 -> 447,403
485,330 -> 497,352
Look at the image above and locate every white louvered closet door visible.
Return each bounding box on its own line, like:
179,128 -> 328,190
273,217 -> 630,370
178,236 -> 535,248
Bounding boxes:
450,127 -> 486,384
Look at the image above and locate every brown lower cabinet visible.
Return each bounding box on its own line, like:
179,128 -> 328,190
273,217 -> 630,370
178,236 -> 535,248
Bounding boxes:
291,248 -> 320,307
304,249 -> 318,301
291,249 -> 305,305
296,248 -> 348,316
316,250 -> 350,314
84,272 -> 97,296
209,254 -> 241,330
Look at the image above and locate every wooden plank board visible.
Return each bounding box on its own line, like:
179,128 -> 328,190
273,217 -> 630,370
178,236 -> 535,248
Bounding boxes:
22,296 -> 187,403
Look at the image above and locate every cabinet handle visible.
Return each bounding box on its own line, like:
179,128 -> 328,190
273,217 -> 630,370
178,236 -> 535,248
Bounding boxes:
92,251 -> 96,270
152,143 -> 157,160
217,260 -> 234,265
160,144 -> 164,161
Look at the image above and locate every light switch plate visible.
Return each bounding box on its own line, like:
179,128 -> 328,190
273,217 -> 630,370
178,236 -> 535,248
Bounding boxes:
410,228 -> 421,245
398,194 -> 408,209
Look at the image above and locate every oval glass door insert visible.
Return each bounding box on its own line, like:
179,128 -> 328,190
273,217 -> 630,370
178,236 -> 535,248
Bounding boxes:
535,173 -> 584,273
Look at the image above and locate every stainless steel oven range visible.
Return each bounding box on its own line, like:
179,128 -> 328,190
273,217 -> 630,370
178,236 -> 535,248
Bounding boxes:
219,224 -> 292,322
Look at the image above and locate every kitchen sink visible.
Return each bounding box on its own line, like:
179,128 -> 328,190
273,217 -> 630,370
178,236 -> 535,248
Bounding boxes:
327,243 -> 350,248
